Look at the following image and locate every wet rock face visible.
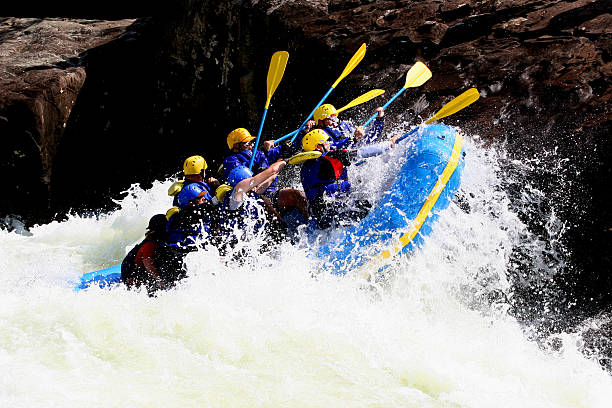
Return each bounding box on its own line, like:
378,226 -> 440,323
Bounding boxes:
0,18 -> 136,218
1,2 -> 610,304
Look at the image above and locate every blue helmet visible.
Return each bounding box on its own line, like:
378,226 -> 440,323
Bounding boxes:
176,183 -> 210,208
227,165 -> 253,187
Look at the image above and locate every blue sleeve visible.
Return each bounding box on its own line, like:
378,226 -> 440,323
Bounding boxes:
266,145 -> 282,163
254,150 -> 270,174
338,121 -> 355,135
357,141 -> 391,158
289,127 -> 311,153
363,117 -> 384,144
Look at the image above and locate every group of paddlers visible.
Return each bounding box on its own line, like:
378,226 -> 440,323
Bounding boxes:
113,40 -> 484,295
121,103 -> 400,294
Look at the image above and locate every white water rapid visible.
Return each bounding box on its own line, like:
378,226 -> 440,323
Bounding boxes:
2,128 -> 611,407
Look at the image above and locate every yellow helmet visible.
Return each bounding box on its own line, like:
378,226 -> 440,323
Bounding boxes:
313,104 -> 338,123
215,184 -> 233,203
302,129 -> 329,152
165,206 -> 180,221
227,128 -> 255,150
183,155 -> 208,175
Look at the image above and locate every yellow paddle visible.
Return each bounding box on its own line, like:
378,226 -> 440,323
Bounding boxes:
396,88 -> 480,143
362,61 -> 432,127
335,89 -> 386,114
286,151 -> 322,165
250,51 -> 290,170
424,87 -> 480,124
331,43 -> 367,88
275,43 -> 368,145
288,87 -> 478,167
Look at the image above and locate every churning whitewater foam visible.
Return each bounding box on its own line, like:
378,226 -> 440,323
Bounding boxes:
1,128 -> 611,407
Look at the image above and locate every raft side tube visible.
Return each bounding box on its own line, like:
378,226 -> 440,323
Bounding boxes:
317,124 -> 465,274
73,264 -> 122,291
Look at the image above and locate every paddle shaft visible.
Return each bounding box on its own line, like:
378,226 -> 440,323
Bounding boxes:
274,128 -> 298,145
395,88 -> 480,144
289,86 -> 335,144
275,44 -> 366,145
274,86 -> 334,145
249,108 -> 268,170
275,87 -> 384,144
396,126 -> 419,144
362,87 -> 407,127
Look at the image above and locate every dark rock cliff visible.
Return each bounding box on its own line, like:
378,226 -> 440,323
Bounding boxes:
1,0 -> 611,345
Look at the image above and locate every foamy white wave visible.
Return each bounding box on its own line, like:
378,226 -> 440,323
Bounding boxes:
0,180 -> 173,288
1,129 -> 611,407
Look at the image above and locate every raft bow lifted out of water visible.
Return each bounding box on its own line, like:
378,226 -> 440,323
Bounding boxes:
314,123 -> 465,276
73,124 -> 464,290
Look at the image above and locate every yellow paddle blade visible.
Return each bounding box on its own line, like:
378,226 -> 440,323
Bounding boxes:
331,43 -> 367,88
287,151 -> 322,165
403,61 -> 432,88
425,88 -> 480,124
336,89 -> 385,114
265,51 -> 289,109
167,180 -> 184,197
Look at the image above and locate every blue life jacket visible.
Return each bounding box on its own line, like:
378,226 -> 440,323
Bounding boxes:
300,151 -> 351,202
320,122 -> 353,150
164,202 -> 216,250
222,150 -> 268,179
172,180 -> 213,208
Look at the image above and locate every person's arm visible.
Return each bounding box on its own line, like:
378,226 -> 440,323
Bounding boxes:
253,150 -> 270,174
263,140 -> 275,153
232,160 -> 287,203
264,142 -> 282,163
330,134 -> 351,150
363,108 -> 385,144
207,177 -> 220,190
255,174 -> 278,195
356,135 -> 399,158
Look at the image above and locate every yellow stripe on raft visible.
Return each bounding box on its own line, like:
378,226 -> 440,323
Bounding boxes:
355,132 -> 464,277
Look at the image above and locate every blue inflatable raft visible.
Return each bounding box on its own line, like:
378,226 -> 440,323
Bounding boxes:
74,124 -> 465,290
315,123 -> 465,276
